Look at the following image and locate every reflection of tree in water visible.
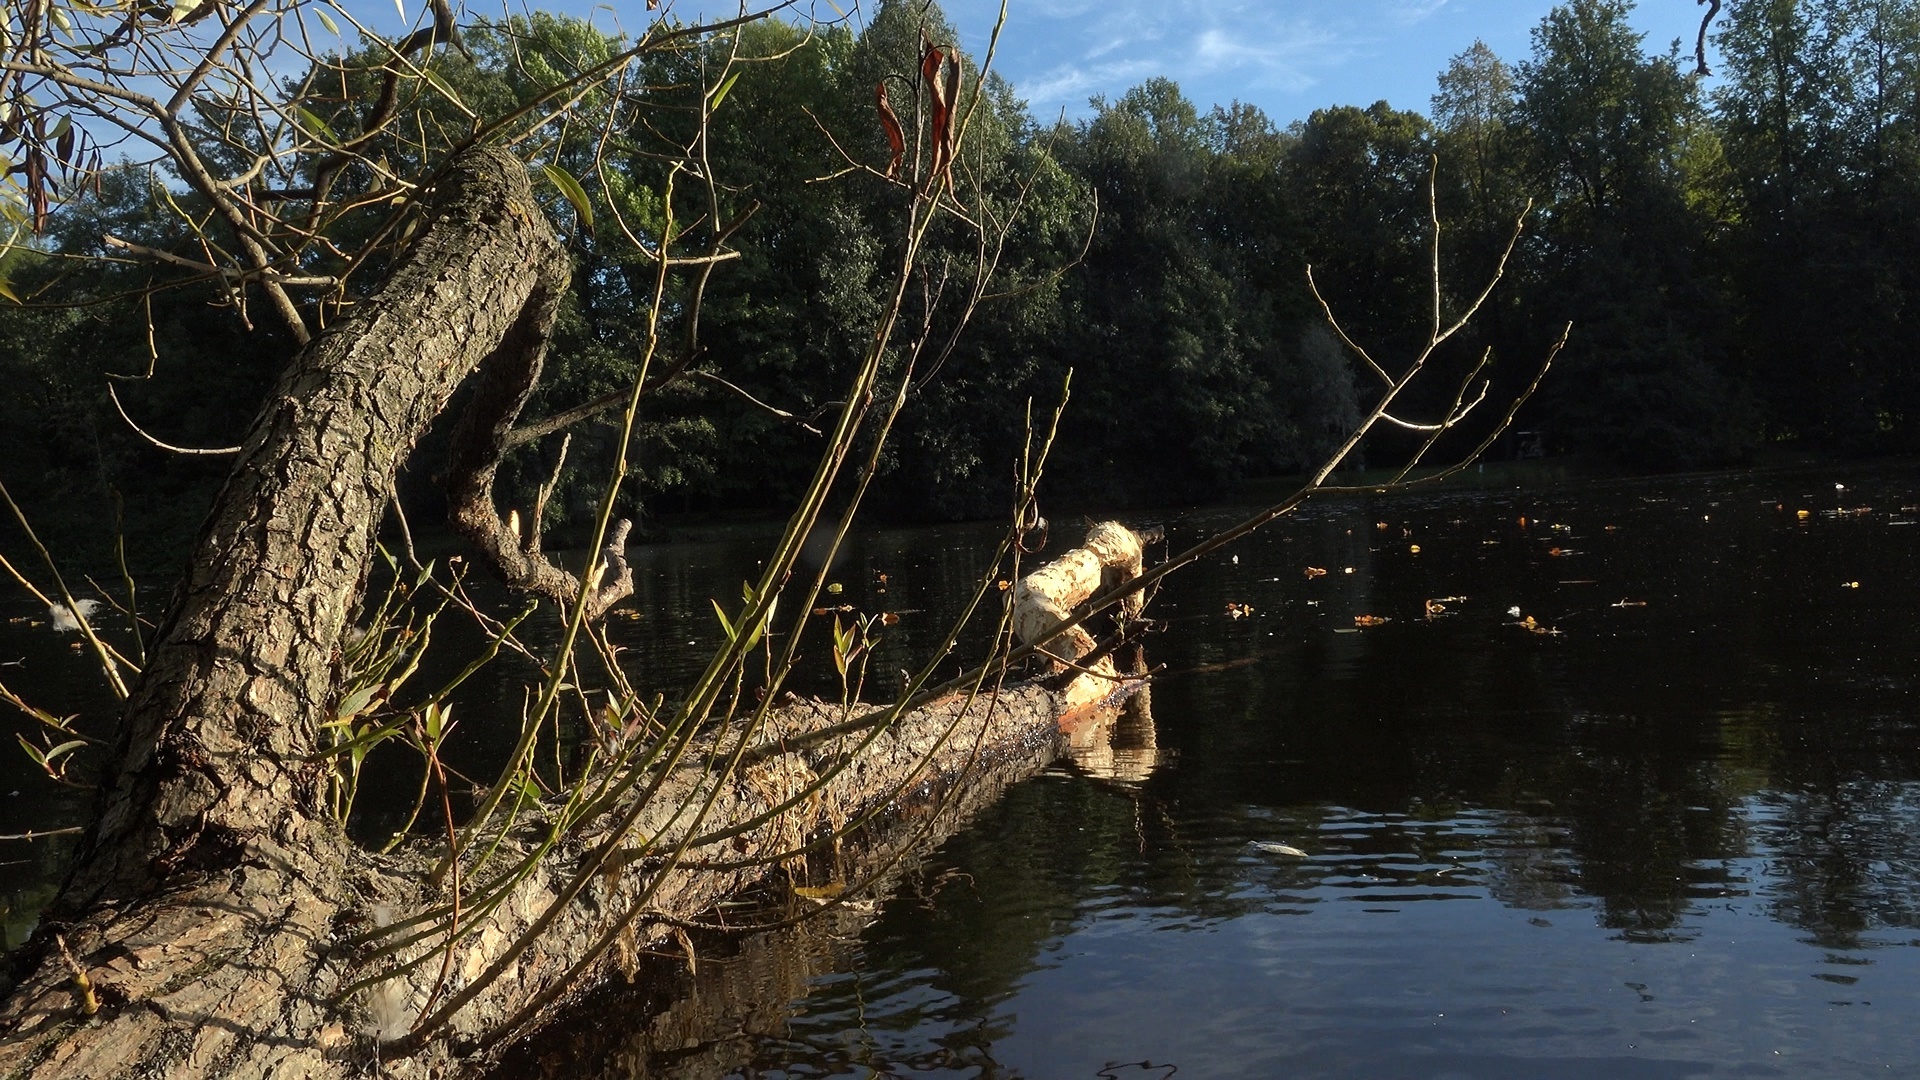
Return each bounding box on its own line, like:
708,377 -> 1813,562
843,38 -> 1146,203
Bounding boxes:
1554,724 -> 1748,938
1752,779 -> 1920,949
1477,809 -> 1580,912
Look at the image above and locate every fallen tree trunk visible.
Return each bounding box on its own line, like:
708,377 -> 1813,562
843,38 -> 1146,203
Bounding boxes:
0,677 -> 1110,1079
0,140 -> 1155,1079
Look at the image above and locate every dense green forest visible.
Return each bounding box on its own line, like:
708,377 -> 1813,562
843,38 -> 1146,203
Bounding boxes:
2,0 -> 1916,560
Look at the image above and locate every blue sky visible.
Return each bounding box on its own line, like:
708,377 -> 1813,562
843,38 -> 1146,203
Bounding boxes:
933,0 -> 1712,125
371,0 -> 1713,125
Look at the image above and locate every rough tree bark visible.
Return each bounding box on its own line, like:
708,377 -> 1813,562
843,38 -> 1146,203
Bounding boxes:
0,144 -> 1151,1079
0,144 -> 574,1078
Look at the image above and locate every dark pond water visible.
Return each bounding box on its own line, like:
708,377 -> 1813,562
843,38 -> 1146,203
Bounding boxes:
7,463 -> 1920,1077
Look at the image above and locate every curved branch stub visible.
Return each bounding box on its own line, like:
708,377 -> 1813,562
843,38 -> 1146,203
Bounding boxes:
441,274 -> 636,621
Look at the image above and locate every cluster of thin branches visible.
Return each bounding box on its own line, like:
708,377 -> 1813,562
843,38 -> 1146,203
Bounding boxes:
0,0 -> 796,327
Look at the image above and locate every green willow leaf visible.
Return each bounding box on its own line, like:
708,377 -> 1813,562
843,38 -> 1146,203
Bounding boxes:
540,163 -> 594,234
708,71 -> 742,112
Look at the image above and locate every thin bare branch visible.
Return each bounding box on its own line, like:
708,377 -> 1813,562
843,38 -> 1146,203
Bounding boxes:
106,384 -> 241,456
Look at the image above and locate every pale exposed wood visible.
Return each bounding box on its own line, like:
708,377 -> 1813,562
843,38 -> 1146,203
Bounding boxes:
1011,521 -> 1149,715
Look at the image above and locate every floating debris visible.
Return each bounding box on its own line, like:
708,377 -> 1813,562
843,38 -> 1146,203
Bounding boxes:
1303,566 -> 1328,579
47,600 -> 100,633
1353,614 -> 1390,628
1225,602 -> 1254,620
1248,841 -> 1308,858
1611,598 -> 1648,608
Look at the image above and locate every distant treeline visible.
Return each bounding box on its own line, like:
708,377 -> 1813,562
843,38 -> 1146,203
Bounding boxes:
2,0 -> 1915,556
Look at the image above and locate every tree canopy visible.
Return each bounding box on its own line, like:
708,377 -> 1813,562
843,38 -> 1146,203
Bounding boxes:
6,0 -> 1919,551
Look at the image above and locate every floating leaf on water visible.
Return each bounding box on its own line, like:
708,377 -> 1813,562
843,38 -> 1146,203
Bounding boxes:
1842,581 -> 1860,589
1796,509 -> 1812,520
1225,602 -> 1253,619
880,612 -> 900,626
793,883 -> 845,901
1507,606 -> 1522,617
1408,544 -> 1422,555
1376,522 -> 1390,531
996,579 -> 1011,591
1248,841 -> 1308,858
1342,567 -> 1355,575
1353,614 -> 1390,628
827,582 -> 843,595
1303,566 -> 1328,579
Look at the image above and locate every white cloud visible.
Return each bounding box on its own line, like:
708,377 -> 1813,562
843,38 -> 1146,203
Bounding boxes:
976,0 -> 1363,111
1390,0 -> 1453,26
943,0 -> 1587,121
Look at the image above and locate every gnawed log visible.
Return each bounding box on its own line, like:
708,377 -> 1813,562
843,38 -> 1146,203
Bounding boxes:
1011,521 -> 1154,716
0,678 -> 1143,1079
478,676 -> 1165,1078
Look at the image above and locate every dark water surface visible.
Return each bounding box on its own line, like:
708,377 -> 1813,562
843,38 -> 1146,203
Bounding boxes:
6,464 -> 1920,1077
598,464 -> 1920,1079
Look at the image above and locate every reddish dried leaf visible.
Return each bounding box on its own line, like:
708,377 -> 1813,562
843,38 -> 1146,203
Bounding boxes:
937,56 -> 962,177
919,38 -> 961,182
875,81 -> 905,179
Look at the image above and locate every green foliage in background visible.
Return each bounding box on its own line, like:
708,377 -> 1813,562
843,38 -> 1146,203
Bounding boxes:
4,0 -> 1919,564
